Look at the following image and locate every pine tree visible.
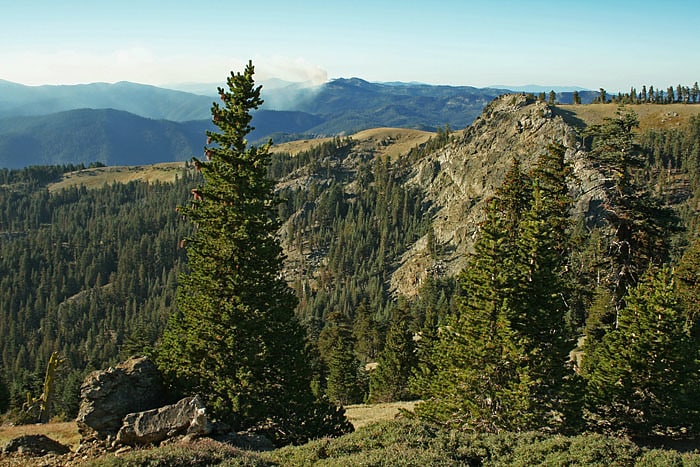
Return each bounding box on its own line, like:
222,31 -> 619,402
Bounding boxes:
156,62 -> 351,444
415,155 -> 576,432
517,144 -> 581,428
414,199 -> 530,432
585,108 -> 675,307
369,306 -> 417,403
0,369 -> 9,414
675,239 -> 700,337
582,267 -> 700,436
319,312 -> 363,406
572,90 -> 581,105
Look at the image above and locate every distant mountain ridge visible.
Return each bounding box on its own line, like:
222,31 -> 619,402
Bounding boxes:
0,109 -> 209,168
0,80 -> 214,121
0,78 -> 598,168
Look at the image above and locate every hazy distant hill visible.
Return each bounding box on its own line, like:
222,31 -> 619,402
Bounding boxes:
0,80 -> 214,121
0,78 -> 599,167
0,109 -> 210,168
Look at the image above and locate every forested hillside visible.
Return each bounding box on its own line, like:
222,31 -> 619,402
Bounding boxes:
1,95 -> 700,438
0,166 -> 195,417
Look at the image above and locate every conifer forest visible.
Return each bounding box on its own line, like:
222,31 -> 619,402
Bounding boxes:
2,69 -> 700,446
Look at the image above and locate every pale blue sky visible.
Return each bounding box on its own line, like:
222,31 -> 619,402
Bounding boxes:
1,0 -> 698,92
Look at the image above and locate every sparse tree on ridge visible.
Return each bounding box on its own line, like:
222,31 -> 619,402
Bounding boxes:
573,90 -> 581,105
156,61 -> 352,445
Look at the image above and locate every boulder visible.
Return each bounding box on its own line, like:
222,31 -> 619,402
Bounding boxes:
116,395 -> 211,446
2,434 -> 71,456
76,356 -> 167,439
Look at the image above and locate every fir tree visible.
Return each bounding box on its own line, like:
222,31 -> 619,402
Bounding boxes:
369,306 -> 417,403
414,199 -> 529,432
156,62 -> 351,444
319,312 -> 364,405
0,369 -> 9,414
582,267 -> 700,436
414,154 -> 577,432
584,108 -> 678,336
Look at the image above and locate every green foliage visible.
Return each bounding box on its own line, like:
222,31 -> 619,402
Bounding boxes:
0,369 -> 9,413
675,239 -> 700,333
81,417 -> 700,466
156,62 -> 350,445
368,306 -> 418,403
582,266 -> 700,437
415,149 -> 579,432
318,312 -> 364,406
585,109 -> 677,302
83,438 -> 269,466
0,165 -> 193,417
269,419 -> 662,467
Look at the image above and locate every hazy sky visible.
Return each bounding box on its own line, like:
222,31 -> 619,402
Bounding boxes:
1,0 -> 698,92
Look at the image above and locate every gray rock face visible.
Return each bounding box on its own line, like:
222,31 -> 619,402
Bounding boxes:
76,356 -> 166,440
116,395 -> 210,446
391,94 -> 606,297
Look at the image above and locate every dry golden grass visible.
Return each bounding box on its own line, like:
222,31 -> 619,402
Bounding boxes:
271,136 -> 336,155
352,128 -> 434,161
558,103 -> 700,132
344,400 -> 418,429
271,127 -> 435,161
47,128 -> 434,193
47,162 -> 186,193
0,401 -> 415,451
0,421 -> 80,450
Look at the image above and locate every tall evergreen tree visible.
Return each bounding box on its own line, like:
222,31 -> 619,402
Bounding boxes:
369,306 -> 417,403
586,108 -> 677,352
582,267 -> 700,436
156,62 -> 351,444
318,312 -> 364,406
414,199 -> 529,432
415,155 -> 576,432
0,369 -> 9,414
674,239 -> 700,338
583,108 -> 677,339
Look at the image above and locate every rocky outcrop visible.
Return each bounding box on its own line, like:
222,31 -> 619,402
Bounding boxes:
391,94 -> 606,297
275,94 -> 610,299
76,356 -> 167,440
2,434 -> 70,456
116,395 -> 211,446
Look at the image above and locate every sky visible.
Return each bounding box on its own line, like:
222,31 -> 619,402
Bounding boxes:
1,0 -> 698,92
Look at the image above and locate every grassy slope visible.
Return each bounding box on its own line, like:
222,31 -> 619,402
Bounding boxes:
556,102 -> 700,131
45,103 -> 700,194
46,128 -> 436,192
47,162 -> 186,193
0,421 -> 80,450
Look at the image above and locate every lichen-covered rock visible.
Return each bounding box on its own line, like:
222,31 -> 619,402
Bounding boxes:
76,356 -> 166,440
116,395 -> 211,446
